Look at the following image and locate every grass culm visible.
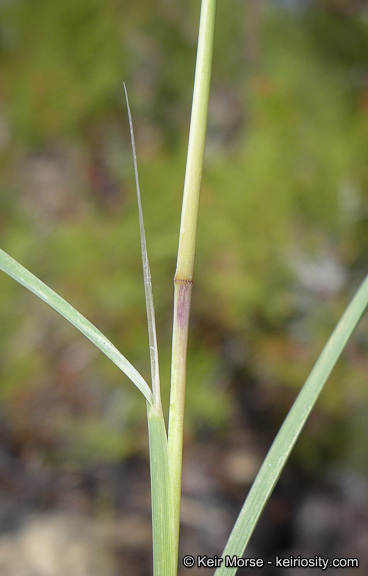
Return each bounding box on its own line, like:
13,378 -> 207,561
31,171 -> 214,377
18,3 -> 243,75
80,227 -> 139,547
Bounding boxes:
0,1 -> 368,574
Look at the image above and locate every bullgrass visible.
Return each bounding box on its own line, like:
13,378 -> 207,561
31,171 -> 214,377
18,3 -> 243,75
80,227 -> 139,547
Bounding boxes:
1,0 -> 368,574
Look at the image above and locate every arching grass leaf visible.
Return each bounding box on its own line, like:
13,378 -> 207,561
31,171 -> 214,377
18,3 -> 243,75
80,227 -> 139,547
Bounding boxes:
0,248 -> 153,405
215,274 -> 368,576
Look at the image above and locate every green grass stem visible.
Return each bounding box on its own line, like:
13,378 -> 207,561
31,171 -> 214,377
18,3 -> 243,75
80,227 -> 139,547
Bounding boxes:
168,0 -> 217,568
2,6 -> 366,576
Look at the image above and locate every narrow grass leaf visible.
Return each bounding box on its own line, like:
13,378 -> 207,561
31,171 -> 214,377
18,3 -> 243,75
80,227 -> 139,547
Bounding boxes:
147,404 -> 174,576
124,83 -> 161,411
215,274 -> 368,576
0,248 -> 153,405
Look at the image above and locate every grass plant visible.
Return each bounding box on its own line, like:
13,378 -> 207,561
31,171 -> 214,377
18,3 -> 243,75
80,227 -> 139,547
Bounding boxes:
0,0 -> 368,574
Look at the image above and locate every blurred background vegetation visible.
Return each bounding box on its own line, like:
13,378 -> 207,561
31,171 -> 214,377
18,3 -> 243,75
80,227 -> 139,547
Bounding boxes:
0,0 -> 368,482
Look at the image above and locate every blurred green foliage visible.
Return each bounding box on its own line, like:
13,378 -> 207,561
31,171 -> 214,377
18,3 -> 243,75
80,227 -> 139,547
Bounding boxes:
0,1 -> 368,471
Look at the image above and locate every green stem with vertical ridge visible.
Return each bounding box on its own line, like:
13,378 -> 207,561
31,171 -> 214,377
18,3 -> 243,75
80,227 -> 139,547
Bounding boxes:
167,0 -> 217,571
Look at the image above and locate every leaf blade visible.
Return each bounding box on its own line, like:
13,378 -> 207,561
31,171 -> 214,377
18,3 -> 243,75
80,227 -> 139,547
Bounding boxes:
0,248 -> 153,405
124,83 -> 161,411
215,274 -> 368,576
